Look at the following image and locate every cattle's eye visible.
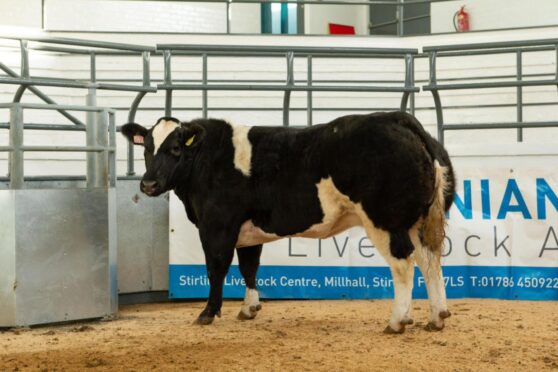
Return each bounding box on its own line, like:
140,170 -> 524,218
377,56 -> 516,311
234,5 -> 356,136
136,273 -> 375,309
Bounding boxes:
171,146 -> 181,157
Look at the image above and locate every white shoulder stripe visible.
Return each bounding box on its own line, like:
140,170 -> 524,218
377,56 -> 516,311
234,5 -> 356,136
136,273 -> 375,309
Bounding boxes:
231,125 -> 252,177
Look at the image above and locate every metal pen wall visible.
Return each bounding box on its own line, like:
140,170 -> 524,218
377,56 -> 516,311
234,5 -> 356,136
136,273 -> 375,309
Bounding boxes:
422,38 -> 558,145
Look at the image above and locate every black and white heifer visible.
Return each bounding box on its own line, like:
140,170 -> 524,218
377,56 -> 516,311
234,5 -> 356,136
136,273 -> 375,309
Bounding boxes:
122,111 -> 456,333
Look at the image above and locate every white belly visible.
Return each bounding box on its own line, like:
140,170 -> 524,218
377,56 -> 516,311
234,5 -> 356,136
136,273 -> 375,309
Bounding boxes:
235,212 -> 361,248
235,177 -> 361,248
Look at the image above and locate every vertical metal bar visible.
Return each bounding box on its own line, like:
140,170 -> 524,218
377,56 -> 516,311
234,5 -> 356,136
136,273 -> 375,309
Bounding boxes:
399,54 -> 412,112
397,1 -> 404,36
410,55 -> 415,116
97,109 -> 109,188
126,142 -> 135,176
226,0 -> 231,34
297,3 -> 305,35
164,49 -> 172,117
108,111 -> 116,188
20,40 -> 29,78
9,104 -> 24,189
516,51 -> 523,142
202,53 -> 208,119
283,51 -> 294,127
307,55 -> 312,126
555,44 -> 558,101
429,51 -> 445,144
126,91 -> 147,177
41,0 -> 45,29
86,89 -> 98,188
90,52 -> 96,83
142,51 -> 151,87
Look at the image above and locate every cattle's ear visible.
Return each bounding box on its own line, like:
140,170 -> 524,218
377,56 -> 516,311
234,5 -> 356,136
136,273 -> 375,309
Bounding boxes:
180,124 -> 205,149
121,123 -> 148,146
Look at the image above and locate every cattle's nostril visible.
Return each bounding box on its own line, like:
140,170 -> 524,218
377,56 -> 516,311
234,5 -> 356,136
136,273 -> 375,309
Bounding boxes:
141,180 -> 158,192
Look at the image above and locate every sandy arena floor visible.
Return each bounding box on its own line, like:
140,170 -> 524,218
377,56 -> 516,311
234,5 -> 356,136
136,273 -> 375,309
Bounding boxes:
1,299 -> 557,371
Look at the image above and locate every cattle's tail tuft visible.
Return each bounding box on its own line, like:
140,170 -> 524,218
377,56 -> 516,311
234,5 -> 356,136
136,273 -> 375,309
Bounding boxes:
422,160 -> 448,255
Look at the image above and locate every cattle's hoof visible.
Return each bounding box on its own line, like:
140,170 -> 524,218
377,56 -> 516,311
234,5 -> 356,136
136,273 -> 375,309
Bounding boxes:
401,318 -> 414,325
439,310 -> 451,319
194,314 -> 215,325
237,304 -> 262,320
424,321 -> 444,332
383,324 -> 405,334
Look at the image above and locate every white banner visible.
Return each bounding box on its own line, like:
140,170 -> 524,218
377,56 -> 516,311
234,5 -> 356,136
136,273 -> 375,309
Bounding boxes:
169,166 -> 558,300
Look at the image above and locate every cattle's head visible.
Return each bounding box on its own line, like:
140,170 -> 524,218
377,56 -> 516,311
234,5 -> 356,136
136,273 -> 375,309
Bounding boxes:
121,117 -> 205,196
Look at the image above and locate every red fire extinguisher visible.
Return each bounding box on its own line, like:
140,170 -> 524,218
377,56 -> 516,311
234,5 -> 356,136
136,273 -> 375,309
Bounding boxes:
453,6 -> 470,32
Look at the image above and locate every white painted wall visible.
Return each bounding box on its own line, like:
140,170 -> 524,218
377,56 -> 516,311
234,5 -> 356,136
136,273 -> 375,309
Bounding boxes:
0,0 -> 42,28
304,3 -> 369,35
431,0 -> 558,33
230,4 -> 261,34
45,0 -> 227,33
44,0 -> 258,34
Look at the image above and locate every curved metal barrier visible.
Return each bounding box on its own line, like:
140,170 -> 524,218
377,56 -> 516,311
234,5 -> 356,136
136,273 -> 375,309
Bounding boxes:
422,38 -> 558,144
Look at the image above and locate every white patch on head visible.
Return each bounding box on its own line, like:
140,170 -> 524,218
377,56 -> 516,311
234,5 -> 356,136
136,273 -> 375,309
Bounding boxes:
239,288 -> 261,318
231,125 -> 252,177
152,119 -> 179,155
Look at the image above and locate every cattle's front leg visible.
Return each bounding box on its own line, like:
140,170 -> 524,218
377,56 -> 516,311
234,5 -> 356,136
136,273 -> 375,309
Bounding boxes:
236,244 -> 263,320
196,227 -> 238,325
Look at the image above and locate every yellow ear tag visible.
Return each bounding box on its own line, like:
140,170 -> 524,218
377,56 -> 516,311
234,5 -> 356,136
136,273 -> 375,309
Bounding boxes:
185,134 -> 196,147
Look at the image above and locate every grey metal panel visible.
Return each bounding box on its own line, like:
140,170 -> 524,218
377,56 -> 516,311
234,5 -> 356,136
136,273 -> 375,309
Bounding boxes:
10,189 -> 115,326
0,191 -> 16,327
117,180 -> 169,294
107,188 -> 118,315
151,191 -> 170,291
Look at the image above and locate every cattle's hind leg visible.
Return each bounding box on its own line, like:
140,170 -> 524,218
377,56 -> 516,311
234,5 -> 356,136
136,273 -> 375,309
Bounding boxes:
362,223 -> 415,334
236,244 -> 263,320
410,228 -> 450,331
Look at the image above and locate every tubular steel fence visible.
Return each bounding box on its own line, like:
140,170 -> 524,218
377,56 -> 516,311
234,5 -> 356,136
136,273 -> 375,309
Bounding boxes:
0,35 -> 419,180
2,35 -> 558,182
422,38 -> 558,144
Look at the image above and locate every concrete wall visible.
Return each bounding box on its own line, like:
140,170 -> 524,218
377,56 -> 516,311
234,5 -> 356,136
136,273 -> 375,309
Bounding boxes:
431,0 -> 558,33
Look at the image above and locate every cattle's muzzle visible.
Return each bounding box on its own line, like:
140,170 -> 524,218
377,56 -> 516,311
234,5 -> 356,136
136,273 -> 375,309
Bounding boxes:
140,179 -> 160,196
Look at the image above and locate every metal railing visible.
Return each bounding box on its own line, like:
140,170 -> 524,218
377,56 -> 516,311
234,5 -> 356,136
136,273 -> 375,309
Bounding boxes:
3,34 -> 558,181
0,35 -> 157,182
157,44 -> 418,122
423,38 -> 558,145
0,102 -> 116,189
0,36 -> 418,179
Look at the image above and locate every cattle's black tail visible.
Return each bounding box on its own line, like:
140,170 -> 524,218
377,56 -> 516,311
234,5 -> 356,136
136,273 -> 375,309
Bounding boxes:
395,112 -> 455,254
389,230 -> 415,259
394,112 -> 455,213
